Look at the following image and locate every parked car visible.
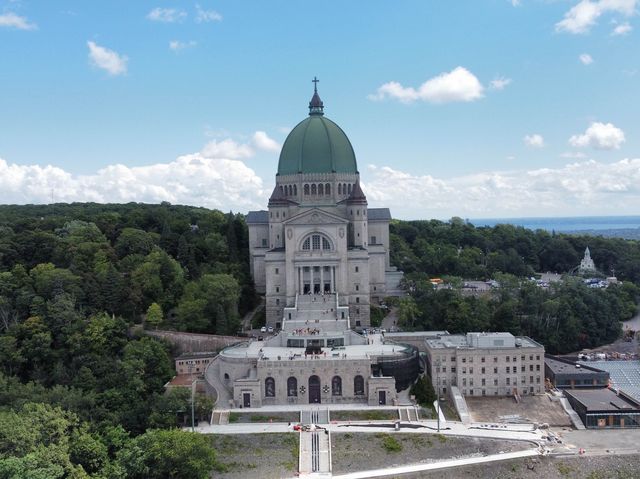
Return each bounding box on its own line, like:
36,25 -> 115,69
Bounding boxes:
267,326 -> 274,333
260,326 -> 267,333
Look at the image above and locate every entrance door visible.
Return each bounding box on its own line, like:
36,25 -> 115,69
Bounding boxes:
243,392 -> 251,408
309,375 -> 321,404
378,390 -> 386,405
303,283 -> 310,294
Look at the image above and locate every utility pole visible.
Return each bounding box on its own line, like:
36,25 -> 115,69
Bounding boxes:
191,377 -> 196,432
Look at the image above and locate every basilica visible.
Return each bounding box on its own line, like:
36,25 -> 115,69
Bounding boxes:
207,83 -> 417,408
247,80 -> 403,330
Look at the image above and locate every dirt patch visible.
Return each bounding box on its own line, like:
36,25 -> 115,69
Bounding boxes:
331,433 -> 531,474
414,454 -> 640,478
466,394 -> 572,427
210,433 -> 298,479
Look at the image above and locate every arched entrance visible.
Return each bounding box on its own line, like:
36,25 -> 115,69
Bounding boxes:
309,375 -> 321,404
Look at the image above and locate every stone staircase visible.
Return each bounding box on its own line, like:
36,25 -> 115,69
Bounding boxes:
398,407 -> 419,422
211,410 -> 230,425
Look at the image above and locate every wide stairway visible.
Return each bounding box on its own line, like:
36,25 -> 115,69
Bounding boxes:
204,355 -> 232,408
299,409 -> 332,476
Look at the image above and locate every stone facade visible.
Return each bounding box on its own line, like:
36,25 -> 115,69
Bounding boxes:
425,332 -> 545,398
247,88 -> 401,330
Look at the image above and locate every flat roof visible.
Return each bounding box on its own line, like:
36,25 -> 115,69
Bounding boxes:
385,331 -> 448,338
565,388 -> 640,412
545,356 -> 608,376
220,337 -> 412,362
426,334 -> 542,350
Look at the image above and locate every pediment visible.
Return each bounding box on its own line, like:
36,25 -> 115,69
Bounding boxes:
284,208 -> 348,226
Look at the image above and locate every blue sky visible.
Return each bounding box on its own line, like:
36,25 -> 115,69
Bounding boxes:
0,0 -> 639,219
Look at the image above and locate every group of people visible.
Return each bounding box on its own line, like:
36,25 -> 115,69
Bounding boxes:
291,327 -> 321,336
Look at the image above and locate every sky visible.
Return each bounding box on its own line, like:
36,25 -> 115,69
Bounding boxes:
0,0 -> 639,220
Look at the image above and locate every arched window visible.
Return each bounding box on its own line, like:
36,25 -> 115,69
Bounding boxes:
354,375 -> 365,395
348,184 -> 352,194
294,184 -> 297,196
304,184 -> 310,195
288,185 -> 293,196
224,373 -> 230,380
318,183 -> 324,195
280,185 -> 284,194
311,184 -> 317,195
332,376 -> 342,396
338,183 -> 342,194
265,377 -> 275,397
287,377 -> 298,397
325,183 -> 330,195
301,233 -> 333,251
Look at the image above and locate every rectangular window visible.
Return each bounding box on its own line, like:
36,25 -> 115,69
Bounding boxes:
371,236 -> 377,244
462,367 -> 466,374
521,355 -> 525,361
536,355 -> 540,360
493,367 -> 498,374
275,268 -> 279,274
536,377 -> 540,384
355,266 -> 359,273
451,367 -> 456,373
530,376 -> 534,383
481,367 -> 485,374
521,366 -> 525,372
470,367 -> 473,374
262,238 -> 267,247
506,378 -> 510,385
275,286 -> 279,293
506,367 -> 510,373
494,357 -> 498,363
442,367 -> 446,373
355,297 -> 360,303
530,365 -> 533,371
355,284 -> 359,291
481,357 -> 485,363
462,358 -> 466,363
494,379 -> 498,386
506,356 -> 510,362
482,378 -> 486,386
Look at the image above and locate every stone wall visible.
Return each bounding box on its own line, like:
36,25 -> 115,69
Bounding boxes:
145,330 -> 245,355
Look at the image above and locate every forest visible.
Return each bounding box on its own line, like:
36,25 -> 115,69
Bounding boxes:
0,204 -> 639,477
390,217 -> 640,354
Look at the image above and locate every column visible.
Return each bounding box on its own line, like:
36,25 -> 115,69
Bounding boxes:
331,266 -> 335,293
320,265 -> 324,292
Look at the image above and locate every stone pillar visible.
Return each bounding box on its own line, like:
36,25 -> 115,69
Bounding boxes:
320,265 -> 324,292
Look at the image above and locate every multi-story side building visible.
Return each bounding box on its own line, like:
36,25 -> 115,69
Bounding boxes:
425,332 -> 545,398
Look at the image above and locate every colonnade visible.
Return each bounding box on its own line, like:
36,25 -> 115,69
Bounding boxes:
296,265 -> 337,294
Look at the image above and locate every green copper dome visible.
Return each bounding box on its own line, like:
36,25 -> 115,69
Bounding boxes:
277,87 -> 358,176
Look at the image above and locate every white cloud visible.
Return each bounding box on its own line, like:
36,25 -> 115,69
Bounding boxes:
201,138 -> 254,159
612,21 -> 633,34
369,67 -> 484,104
195,4 -> 222,23
524,134 -> 545,148
0,151 -> 266,212
87,41 -> 128,76
510,0 -> 522,6
147,8 -> 187,23
169,40 -> 197,51
579,53 -> 594,65
569,122 -> 626,149
0,12 -> 37,30
252,131 -> 281,152
560,151 -> 588,159
556,0 -> 637,34
490,77 -> 512,90
363,159 -> 640,218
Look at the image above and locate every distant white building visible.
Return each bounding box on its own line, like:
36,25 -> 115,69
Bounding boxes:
579,247 -> 596,273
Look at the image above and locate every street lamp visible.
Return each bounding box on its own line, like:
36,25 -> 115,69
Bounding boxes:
435,357 -> 441,433
186,360 -> 196,432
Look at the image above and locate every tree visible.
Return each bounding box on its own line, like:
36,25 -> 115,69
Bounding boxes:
117,429 -> 220,479
145,303 -> 163,330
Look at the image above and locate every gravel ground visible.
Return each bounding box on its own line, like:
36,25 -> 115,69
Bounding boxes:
331,433 -> 532,474
412,454 -> 640,479
210,433 -> 298,479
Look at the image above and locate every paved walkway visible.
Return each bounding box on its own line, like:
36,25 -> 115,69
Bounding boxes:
331,448 -> 541,479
